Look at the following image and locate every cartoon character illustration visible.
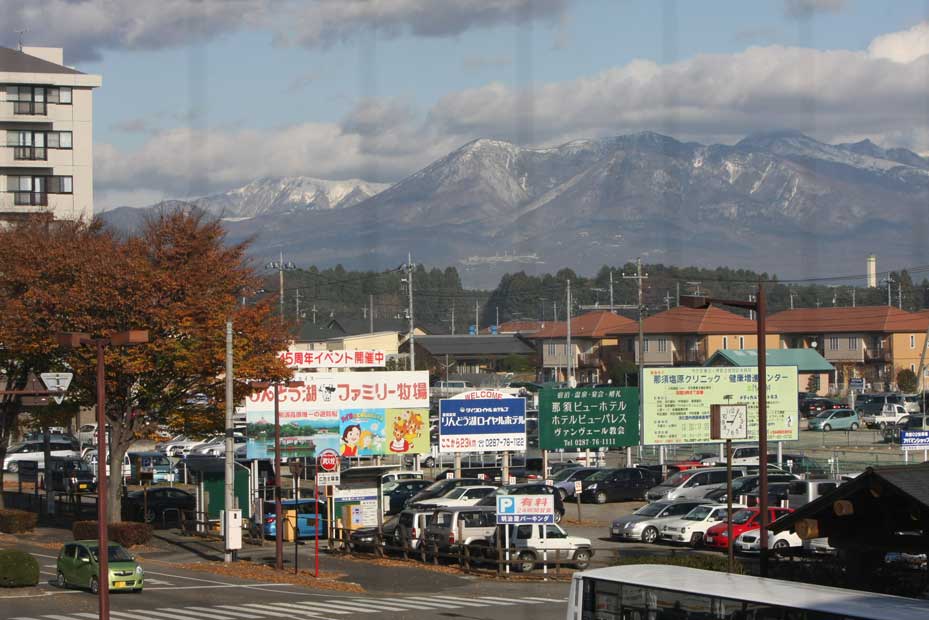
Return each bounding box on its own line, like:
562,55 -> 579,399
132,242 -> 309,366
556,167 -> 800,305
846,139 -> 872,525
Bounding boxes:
388,410 -> 424,453
389,424 -> 410,453
341,424 -> 361,457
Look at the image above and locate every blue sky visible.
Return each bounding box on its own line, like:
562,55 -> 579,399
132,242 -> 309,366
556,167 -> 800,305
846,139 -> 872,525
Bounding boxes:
5,0 -> 929,208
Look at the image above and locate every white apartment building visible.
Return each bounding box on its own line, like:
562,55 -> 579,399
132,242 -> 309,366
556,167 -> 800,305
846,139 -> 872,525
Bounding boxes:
0,46 -> 101,222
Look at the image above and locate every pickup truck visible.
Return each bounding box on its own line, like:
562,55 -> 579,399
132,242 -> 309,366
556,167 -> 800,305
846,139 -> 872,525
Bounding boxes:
861,404 -> 908,430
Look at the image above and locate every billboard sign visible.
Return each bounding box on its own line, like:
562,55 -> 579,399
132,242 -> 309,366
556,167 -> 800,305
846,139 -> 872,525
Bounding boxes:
538,387 -> 639,450
439,397 -> 526,453
900,430 -> 929,451
641,366 -> 799,445
495,494 -> 555,524
279,349 -> 386,369
245,371 -> 429,459
338,407 -> 429,457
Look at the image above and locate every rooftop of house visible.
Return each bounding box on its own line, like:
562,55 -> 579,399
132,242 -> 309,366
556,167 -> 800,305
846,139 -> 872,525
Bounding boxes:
767,306 -> 929,334
530,310 -> 636,339
610,305 -> 757,335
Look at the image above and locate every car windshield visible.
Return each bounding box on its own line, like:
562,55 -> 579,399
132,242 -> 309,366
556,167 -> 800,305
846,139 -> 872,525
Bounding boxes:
684,506 -> 712,521
731,477 -> 758,493
421,480 -> 451,493
664,470 -> 695,486
91,545 -> 134,563
382,481 -> 399,493
731,509 -> 755,524
551,468 -> 582,482
634,503 -> 666,517
814,410 -> 834,419
586,469 -> 615,482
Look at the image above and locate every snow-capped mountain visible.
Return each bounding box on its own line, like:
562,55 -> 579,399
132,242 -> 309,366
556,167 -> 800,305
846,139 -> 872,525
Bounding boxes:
189,176 -> 390,220
102,131 -> 929,287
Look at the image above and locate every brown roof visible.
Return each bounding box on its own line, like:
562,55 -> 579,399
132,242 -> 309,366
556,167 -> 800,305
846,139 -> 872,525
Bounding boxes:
530,311 -> 636,339
481,320 -> 544,334
609,305 -> 757,335
767,306 -> 929,334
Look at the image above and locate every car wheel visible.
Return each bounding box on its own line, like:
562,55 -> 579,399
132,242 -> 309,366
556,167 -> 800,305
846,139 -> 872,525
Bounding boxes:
144,508 -> 157,523
558,488 -> 568,501
879,422 -> 887,430
89,576 -> 100,594
773,539 -> 790,551
554,510 -> 564,524
850,423 -> 859,431
517,551 -> 536,573
822,424 -> 831,432
423,457 -> 436,468
595,491 -> 608,504
642,526 -> 659,544
573,549 -> 591,570
7,462 -> 18,473
56,571 -> 67,588
690,532 -> 703,547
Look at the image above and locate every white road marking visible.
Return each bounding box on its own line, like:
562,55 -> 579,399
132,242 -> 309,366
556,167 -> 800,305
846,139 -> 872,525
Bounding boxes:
336,599 -> 426,612
417,595 -> 491,607
356,598 -> 458,610
438,595 -> 516,605
141,570 -> 236,585
133,609 -> 207,620
158,608 -> 243,620
261,600 -> 356,615
40,615 -> 84,620
181,607 -> 259,619
239,602 -> 327,618
143,578 -> 173,585
144,583 -> 294,591
110,611 -> 178,620
529,597 -> 568,602
474,595 -> 546,604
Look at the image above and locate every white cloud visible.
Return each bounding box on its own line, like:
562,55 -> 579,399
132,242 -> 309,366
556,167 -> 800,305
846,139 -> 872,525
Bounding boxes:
868,21 -> 929,63
782,0 -> 847,18
4,0 -> 568,62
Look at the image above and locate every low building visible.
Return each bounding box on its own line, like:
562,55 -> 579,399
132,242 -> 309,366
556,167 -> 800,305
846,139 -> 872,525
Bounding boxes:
530,310 -> 636,384
410,334 -> 536,376
705,348 -> 836,395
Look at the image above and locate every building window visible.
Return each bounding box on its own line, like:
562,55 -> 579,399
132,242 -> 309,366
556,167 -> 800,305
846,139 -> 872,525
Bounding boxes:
6,175 -> 72,206
643,339 -> 649,353
829,336 -> 839,350
8,86 -> 47,115
6,130 -> 72,158
46,86 -> 72,104
911,335 -> 916,349
657,338 -> 667,353
547,343 -> 555,356
46,131 -> 72,149
848,337 -> 859,350
722,336 -> 728,349
738,336 -> 745,350
911,364 -> 916,373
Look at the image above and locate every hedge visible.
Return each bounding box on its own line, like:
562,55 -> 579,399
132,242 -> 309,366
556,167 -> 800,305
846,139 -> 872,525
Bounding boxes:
0,550 -> 39,587
615,553 -> 744,574
0,509 -> 38,534
73,521 -> 153,548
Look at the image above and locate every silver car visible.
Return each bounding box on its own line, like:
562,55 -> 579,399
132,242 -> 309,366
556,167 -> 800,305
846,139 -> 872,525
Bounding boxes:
609,499 -> 705,543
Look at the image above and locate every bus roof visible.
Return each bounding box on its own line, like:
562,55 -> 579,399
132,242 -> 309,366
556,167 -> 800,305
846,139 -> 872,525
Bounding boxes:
575,565 -> 926,620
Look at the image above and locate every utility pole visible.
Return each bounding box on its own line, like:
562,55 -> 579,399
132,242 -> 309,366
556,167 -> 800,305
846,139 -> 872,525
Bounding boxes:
566,280 -> 572,386
887,277 -> 893,307
624,258 -> 649,461
852,287 -> 856,308
474,299 -> 479,335
553,301 -> 557,322
402,254 -> 415,370
311,305 -> 317,324
295,289 -> 301,320
369,294 -> 374,332
451,299 -> 455,335
748,295 -> 756,320
676,282 -> 680,307
899,283 -> 903,309
224,321 -> 234,564
496,306 -> 500,332
663,292 -> 672,310
609,270 -> 615,312
267,251 -> 295,324
789,291 -> 796,310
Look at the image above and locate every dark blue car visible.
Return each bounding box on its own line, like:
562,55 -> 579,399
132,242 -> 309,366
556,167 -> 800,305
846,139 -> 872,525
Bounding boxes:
263,499 -> 327,539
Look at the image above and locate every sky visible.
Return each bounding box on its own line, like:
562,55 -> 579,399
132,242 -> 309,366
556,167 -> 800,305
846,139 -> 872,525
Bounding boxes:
4,0 -> 929,210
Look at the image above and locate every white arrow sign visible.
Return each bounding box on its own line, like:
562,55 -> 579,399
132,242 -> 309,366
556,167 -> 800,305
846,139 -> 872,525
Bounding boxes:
40,372 -> 73,405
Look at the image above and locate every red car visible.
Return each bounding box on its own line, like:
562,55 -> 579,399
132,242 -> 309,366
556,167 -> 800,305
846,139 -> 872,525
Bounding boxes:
703,507 -> 792,550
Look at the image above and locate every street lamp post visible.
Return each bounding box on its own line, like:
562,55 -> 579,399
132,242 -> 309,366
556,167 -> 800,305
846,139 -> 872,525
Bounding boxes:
680,284 -> 771,578
251,379 -> 304,571
56,330 -> 149,620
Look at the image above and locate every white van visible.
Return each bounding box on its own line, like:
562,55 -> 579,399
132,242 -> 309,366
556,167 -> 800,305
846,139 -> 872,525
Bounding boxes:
700,446 -> 762,466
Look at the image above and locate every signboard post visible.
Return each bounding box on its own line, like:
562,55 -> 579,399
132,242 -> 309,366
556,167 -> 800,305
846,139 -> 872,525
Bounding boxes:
314,448 -> 340,578
710,403 -> 748,574
496,494 -> 555,575
642,366 -> 799,445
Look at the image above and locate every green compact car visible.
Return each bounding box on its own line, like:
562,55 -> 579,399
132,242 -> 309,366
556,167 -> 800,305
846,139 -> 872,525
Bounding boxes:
56,540 -> 143,593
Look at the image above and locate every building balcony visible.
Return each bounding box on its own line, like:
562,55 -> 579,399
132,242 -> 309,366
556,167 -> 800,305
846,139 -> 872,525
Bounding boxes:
864,349 -> 891,363
11,146 -> 47,161
673,350 -> 706,365
577,352 -> 601,367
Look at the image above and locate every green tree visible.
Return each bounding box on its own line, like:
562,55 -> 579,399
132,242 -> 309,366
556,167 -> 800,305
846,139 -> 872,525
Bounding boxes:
896,368 -> 918,393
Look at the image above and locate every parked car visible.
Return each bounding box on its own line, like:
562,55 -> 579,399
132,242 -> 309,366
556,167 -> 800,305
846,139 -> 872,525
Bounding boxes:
422,506 -> 496,556
383,479 -> 432,515
161,435 -> 205,457
413,485 -> 498,508
549,461 -> 583,475
780,453 -> 830,478
82,449 -> 132,481
263,498 -> 326,539
189,434 -> 246,456
645,466 -> 749,502
701,446 -> 765,466
578,468 -> 661,504
76,424 -> 100,446
126,451 -> 175,484
405,477 -> 485,508
800,398 -> 844,418
476,483 -> 566,521
431,380 -> 475,398
660,504 -> 738,547
477,523 -> 593,572
703,506 -> 793,550
883,415 -> 928,443
393,508 -> 436,552
3,440 -> 81,472
46,457 -> 95,494
610,499 -> 706,543
672,453 -> 718,470
124,487 -> 195,523
807,408 -> 860,432
56,540 -> 143,593
742,482 -> 792,507
734,527 -> 803,554
787,479 -> 841,509
902,394 -> 923,414
549,466 -> 600,500
349,515 -> 399,551
854,393 -> 903,418
861,404 -> 908,430
21,431 -> 79,448
702,473 -> 798,503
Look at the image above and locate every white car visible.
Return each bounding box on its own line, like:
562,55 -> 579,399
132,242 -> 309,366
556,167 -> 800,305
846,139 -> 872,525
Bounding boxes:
733,528 -> 802,553
82,449 -> 132,480
660,503 -> 741,547
4,441 -> 81,472
76,423 -> 100,446
506,523 -> 593,572
189,434 -> 246,456
162,435 -> 204,457
413,485 -> 497,508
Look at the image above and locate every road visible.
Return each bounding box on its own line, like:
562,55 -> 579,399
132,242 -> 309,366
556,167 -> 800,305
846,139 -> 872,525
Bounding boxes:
3,540 -> 570,620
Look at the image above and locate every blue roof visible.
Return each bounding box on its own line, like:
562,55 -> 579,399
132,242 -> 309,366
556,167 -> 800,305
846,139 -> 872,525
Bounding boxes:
705,349 -> 834,372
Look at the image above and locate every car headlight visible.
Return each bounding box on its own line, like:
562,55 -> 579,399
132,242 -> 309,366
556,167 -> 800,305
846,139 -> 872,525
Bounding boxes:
135,565 -> 143,575
680,527 -> 687,533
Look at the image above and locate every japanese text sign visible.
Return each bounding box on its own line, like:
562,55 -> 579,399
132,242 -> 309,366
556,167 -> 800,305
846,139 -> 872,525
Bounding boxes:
496,494 -> 555,524
538,387 -> 639,450
279,349 -> 386,369
439,397 -> 526,453
901,430 -> 929,451
642,366 -> 799,445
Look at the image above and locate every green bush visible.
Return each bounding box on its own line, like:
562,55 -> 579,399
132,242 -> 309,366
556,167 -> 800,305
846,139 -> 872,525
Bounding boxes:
0,509 -> 38,534
0,550 -> 39,587
614,553 -> 743,574
72,521 -> 153,548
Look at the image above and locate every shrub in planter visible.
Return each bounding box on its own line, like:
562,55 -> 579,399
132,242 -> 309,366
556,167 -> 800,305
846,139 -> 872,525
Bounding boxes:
0,550 -> 39,587
0,509 -> 38,534
615,553 -> 743,574
72,521 -> 153,547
